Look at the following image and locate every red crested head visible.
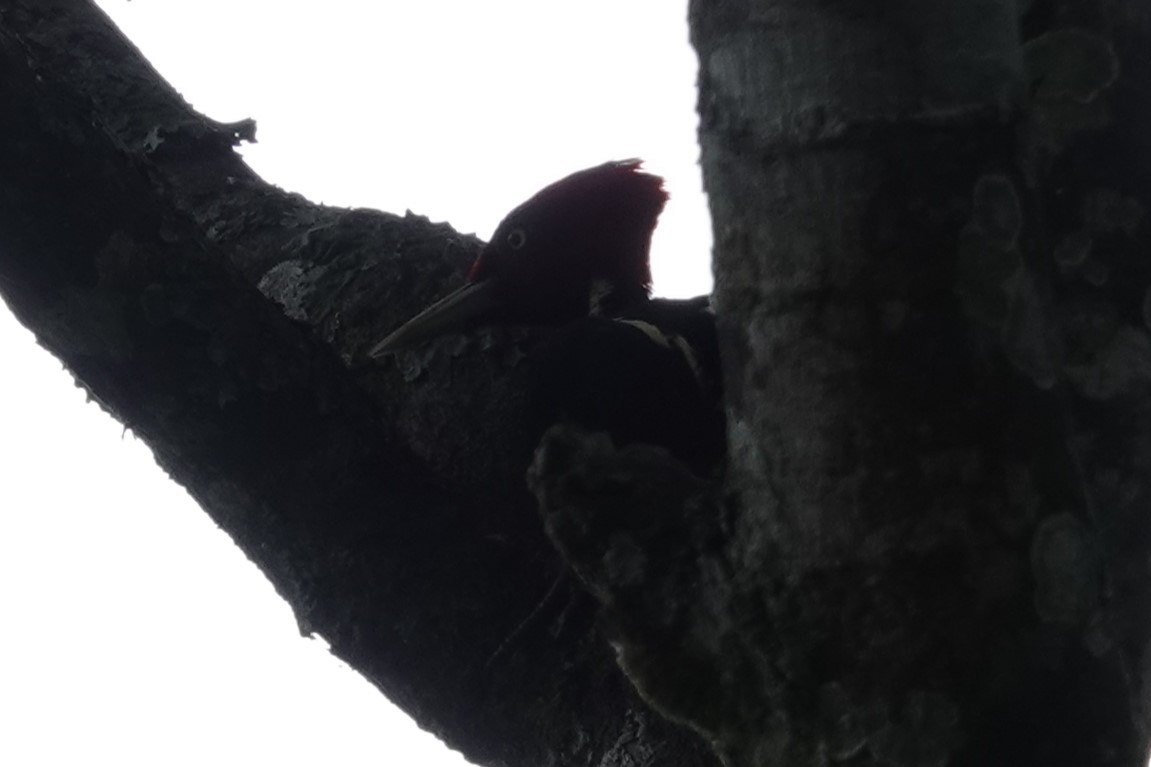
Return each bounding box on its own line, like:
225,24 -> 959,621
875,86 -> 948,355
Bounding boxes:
467,159 -> 666,320
370,160 -> 667,356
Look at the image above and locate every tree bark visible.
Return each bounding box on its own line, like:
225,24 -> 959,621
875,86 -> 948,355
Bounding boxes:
8,1 -> 1151,766
0,2 -> 717,766
597,0 -> 1151,764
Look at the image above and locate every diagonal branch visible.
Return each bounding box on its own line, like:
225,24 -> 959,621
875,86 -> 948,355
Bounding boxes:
0,3 -> 717,766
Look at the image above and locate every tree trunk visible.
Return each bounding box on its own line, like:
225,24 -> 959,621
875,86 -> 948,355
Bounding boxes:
7,1 -> 1151,766
619,0 -> 1150,764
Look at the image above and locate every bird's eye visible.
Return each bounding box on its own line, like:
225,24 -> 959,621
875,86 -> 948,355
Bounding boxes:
506,228 -> 527,250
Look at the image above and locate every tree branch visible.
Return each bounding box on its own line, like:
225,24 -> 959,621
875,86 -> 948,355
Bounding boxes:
0,3 -> 717,766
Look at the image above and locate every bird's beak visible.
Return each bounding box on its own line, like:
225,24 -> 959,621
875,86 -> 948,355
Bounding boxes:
369,280 -> 504,357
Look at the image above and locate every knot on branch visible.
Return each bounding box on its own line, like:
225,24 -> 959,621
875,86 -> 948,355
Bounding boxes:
527,424 -> 750,737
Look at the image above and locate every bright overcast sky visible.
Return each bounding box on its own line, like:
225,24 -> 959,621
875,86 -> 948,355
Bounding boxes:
0,2 -> 711,765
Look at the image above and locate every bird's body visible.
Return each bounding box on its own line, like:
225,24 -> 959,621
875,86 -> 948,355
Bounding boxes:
371,160 -> 723,474
531,302 -> 723,474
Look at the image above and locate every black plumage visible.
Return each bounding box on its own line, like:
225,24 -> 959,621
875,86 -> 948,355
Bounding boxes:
371,160 -> 723,473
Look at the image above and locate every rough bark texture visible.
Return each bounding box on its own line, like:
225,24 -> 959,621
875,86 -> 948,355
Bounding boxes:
0,3 -> 718,766
8,1 -> 1151,766
561,0 -> 1151,764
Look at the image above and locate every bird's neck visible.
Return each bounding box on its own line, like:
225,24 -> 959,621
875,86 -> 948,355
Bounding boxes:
586,278 -> 649,319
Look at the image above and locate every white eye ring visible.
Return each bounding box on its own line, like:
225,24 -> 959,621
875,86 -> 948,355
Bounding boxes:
506,228 -> 527,250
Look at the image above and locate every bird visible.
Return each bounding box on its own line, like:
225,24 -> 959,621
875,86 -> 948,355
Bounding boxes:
370,160 -> 723,474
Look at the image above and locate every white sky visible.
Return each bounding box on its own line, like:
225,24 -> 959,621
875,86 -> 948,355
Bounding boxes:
0,2 -> 710,765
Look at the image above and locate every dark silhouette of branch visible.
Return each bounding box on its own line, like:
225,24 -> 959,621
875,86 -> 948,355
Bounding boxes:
0,3 -> 716,766
9,2 -> 1151,766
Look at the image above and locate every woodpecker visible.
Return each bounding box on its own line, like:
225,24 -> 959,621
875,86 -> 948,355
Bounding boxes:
370,160 -> 723,474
